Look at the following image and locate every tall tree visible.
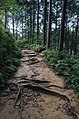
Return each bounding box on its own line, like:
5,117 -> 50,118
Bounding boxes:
37,0 -> 39,42
43,0 -> 47,46
74,15 -> 79,55
12,12 -> 15,37
46,0 -> 52,48
5,9 -> 8,29
59,0 -> 67,51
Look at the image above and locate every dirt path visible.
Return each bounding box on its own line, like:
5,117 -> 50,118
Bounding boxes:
0,49 -> 79,119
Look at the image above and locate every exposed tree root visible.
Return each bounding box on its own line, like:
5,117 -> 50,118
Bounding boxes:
13,82 -> 70,107
14,86 -> 22,107
46,84 -> 64,89
14,75 -> 27,79
28,54 -> 37,57
29,60 -> 43,65
17,78 -> 50,84
23,51 -> 35,54
22,84 -> 70,102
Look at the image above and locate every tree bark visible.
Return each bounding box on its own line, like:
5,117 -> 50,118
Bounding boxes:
46,0 -> 52,49
12,13 -> 15,37
43,0 -> 47,46
5,9 -> 8,29
32,0 -> 35,44
74,15 -> 79,55
37,0 -> 39,42
59,0 -> 67,51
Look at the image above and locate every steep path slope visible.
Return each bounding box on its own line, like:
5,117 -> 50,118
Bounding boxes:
0,49 -> 79,119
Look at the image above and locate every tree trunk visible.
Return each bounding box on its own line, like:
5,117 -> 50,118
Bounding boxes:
12,13 -> 15,37
37,0 -> 39,42
59,0 -> 67,51
46,0 -> 52,49
25,7 -> 27,40
16,20 -> 18,40
32,0 -> 34,44
43,0 -> 47,46
5,9 -> 8,29
22,15 -> 23,39
74,15 -> 79,55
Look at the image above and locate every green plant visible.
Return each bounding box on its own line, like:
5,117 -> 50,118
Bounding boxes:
43,49 -> 79,95
16,39 -> 29,49
0,27 -> 21,88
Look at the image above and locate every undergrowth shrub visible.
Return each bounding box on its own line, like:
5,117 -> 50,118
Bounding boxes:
16,39 -> 45,53
16,39 -> 29,49
43,50 -> 79,95
0,27 -> 21,88
28,44 -> 45,52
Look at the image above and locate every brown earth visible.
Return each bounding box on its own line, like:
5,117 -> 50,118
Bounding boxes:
0,49 -> 79,119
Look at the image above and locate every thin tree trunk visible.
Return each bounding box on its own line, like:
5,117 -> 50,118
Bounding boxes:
12,13 -> 15,37
59,0 -> 67,51
46,0 -> 52,49
74,15 -> 79,55
32,0 -> 34,44
16,20 -> 18,40
22,15 -> 23,39
37,0 -> 39,42
25,7 -> 27,40
29,3 -> 32,43
5,9 -> 8,29
43,0 -> 47,46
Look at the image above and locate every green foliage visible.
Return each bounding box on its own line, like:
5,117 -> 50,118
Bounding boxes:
0,27 -> 21,88
28,44 -> 45,52
16,39 -> 29,49
43,50 -> 79,94
16,39 -> 45,53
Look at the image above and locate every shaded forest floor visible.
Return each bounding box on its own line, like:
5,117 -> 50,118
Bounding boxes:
0,49 -> 79,119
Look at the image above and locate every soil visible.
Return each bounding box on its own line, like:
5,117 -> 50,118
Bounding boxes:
0,49 -> 79,119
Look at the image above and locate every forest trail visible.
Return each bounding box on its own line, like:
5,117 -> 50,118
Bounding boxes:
0,49 -> 79,119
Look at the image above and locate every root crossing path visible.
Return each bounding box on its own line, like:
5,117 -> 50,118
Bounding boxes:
0,49 -> 79,119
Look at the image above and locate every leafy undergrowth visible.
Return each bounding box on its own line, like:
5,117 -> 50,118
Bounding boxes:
0,27 -> 21,88
43,50 -> 79,96
16,39 -> 29,49
28,44 -> 45,52
16,39 -> 45,53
